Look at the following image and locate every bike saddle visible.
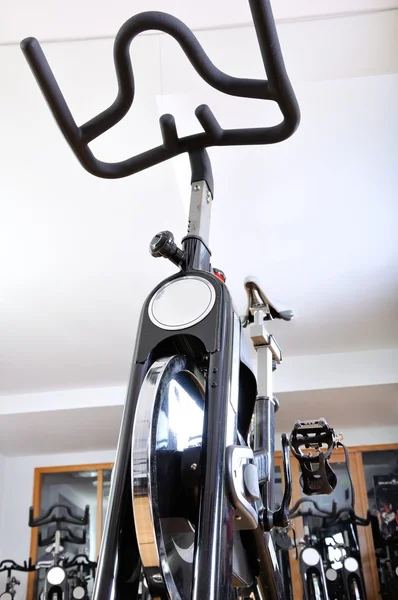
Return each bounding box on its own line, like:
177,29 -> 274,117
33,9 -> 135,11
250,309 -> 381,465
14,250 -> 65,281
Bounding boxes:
243,276 -> 294,324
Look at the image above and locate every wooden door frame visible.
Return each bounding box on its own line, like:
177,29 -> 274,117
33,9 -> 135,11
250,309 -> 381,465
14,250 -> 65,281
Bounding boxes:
27,463 -> 113,600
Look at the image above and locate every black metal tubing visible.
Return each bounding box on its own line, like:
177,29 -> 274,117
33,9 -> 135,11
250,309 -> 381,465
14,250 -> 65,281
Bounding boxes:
192,285 -> 235,600
20,0 -> 300,179
64,555 -> 97,576
254,396 -> 275,523
0,559 -> 35,573
91,361 -> 148,600
289,497 -> 338,519
29,503 -> 89,527
189,148 -> 214,197
272,434 -> 292,528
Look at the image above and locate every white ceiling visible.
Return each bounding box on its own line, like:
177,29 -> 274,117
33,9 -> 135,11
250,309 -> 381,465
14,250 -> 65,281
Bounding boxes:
1,1 -> 398,395
2,0 -> 397,44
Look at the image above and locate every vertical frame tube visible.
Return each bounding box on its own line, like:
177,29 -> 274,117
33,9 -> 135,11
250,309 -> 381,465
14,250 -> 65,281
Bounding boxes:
192,295 -> 235,600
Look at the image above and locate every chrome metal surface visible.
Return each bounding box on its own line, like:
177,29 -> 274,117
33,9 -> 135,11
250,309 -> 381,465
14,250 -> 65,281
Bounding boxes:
148,276 -> 216,331
254,348 -> 275,514
256,345 -> 273,401
187,180 -> 212,245
131,357 -> 169,572
132,355 -> 205,599
226,446 -> 258,530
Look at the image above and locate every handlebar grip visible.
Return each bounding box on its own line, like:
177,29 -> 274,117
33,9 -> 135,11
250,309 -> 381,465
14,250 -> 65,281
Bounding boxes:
21,0 -> 300,180
21,38 -> 82,149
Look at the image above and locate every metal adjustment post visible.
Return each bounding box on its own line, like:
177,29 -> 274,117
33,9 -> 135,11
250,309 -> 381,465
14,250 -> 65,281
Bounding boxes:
187,179 -> 213,246
181,149 -> 214,272
250,305 -> 282,530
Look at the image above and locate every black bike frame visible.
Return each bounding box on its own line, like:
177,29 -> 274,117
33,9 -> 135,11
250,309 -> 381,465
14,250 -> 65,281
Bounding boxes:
20,1 -> 301,598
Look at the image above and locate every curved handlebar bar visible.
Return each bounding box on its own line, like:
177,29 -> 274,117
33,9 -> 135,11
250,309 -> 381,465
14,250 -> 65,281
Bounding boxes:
289,497 -> 338,519
38,527 -> 87,547
20,0 -> 300,179
0,559 -> 35,573
289,497 -> 371,527
326,508 -> 371,528
29,503 -> 90,527
64,554 -> 97,574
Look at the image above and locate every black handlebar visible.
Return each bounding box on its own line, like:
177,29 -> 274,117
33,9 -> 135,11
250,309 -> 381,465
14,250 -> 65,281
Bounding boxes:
29,504 -> 90,527
0,559 -> 35,573
20,0 -> 300,179
64,554 -> 97,575
289,497 -> 371,527
38,527 -> 87,547
289,497 -> 338,519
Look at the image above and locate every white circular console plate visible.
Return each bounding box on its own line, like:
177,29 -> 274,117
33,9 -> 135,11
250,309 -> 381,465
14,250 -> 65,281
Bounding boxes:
302,547 -> 320,566
47,566 -> 66,585
148,276 -> 216,330
344,557 -> 359,572
326,568 -> 338,581
72,586 -> 86,599
1,593 -> 13,600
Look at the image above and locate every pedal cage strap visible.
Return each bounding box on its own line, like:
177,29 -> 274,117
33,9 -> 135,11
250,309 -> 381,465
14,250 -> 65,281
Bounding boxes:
290,419 -> 338,496
299,453 -> 337,495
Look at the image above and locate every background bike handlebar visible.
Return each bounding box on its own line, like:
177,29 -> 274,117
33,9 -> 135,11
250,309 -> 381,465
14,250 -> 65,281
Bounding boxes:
20,0 -> 300,179
29,503 -> 90,527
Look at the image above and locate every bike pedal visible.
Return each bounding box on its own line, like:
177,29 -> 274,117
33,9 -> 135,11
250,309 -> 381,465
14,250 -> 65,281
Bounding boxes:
289,419 -> 338,495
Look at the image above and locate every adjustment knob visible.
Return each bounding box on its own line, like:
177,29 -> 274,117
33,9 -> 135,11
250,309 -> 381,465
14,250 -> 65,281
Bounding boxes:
150,230 -> 175,257
149,231 -> 185,268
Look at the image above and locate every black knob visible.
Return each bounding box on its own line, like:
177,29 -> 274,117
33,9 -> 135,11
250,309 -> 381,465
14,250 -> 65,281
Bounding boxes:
149,231 -> 185,268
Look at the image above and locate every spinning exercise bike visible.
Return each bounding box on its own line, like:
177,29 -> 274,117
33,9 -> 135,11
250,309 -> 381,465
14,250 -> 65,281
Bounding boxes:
0,560 -> 35,600
64,555 -> 97,600
29,504 -> 89,600
21,1 -> 342,598
289,498 -> 370,600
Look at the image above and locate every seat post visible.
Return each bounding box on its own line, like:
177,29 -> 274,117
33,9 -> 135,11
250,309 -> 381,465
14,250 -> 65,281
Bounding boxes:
249,307 -> 282,524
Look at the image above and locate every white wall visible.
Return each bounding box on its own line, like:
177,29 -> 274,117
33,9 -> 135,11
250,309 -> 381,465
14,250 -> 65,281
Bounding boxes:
0,453 -> 6,559
0,448 -> 115,598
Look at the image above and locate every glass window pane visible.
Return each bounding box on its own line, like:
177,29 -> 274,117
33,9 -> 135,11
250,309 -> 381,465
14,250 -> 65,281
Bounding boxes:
34,470 -> 98,600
